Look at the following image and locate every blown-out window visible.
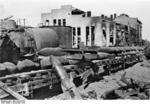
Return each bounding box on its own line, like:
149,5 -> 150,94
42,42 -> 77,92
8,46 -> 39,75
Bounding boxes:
86,26 -> 89,39
73,27 -> 76,35
78,37 -> 81,44
86,26 -> 90,45
53,19 -> 56,25
45,20 -> 49,26
77,27 -> 81,36
72,27 -> 76,45
58,19 -> 61,26
63,19 -> 66,26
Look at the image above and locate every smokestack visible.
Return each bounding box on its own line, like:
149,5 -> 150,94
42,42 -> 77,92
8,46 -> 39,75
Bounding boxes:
87,11 -> 91,17
101,14 -> 104,19
114,13 -> 117,19
110,15 -> 113,20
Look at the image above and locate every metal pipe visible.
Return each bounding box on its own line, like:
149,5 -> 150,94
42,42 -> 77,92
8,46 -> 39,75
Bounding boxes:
50,55 -> 82,99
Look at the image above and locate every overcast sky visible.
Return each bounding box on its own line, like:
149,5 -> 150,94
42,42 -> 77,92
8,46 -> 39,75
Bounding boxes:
0,0 -> 150,41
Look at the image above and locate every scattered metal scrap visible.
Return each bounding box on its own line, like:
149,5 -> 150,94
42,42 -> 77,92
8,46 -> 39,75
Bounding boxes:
0,46 -> 145,99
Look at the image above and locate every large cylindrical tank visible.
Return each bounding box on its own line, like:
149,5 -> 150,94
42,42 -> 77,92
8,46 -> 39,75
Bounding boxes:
8,31 -> 25,48
26,28 -> 59,50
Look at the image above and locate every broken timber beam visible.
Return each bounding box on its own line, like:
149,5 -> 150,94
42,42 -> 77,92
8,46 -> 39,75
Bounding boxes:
0,81 -> 27,100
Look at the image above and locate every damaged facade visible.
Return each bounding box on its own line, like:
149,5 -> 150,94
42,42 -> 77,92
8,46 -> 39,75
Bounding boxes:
114,14 -> 142,46
41,5 -> 142,48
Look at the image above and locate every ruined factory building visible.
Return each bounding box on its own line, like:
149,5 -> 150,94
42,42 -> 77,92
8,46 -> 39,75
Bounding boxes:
1,3 -> 150,101
41,5 -> 142,48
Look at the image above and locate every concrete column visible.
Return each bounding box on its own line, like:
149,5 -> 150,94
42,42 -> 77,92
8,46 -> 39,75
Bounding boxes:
80,26 -> 86,46
76,27 -> 78,48
94,22 -> 104,47
113,23 -> 116,46
88,26 -> 91,46
106,22 -> 110,46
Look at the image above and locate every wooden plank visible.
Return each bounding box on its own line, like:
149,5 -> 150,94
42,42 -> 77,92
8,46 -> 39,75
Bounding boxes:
0,81 -> 27,100
0,69 -> 52,80
0,65 -> 76,81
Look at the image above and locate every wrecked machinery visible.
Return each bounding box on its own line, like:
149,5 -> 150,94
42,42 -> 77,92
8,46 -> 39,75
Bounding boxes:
0,19 -> 145,99
0,46 -> 144,99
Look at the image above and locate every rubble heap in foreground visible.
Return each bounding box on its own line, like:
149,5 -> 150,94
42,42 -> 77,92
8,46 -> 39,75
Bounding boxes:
49,60 -> 150,100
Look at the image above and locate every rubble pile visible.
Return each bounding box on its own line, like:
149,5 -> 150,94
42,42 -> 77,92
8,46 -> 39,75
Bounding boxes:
0,59 -> 40,77
48,60 -> 150,100
48,74 -> 124,100
124,61 -> 150,84
102,60 -> 150,100
48,71 -> 124,100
